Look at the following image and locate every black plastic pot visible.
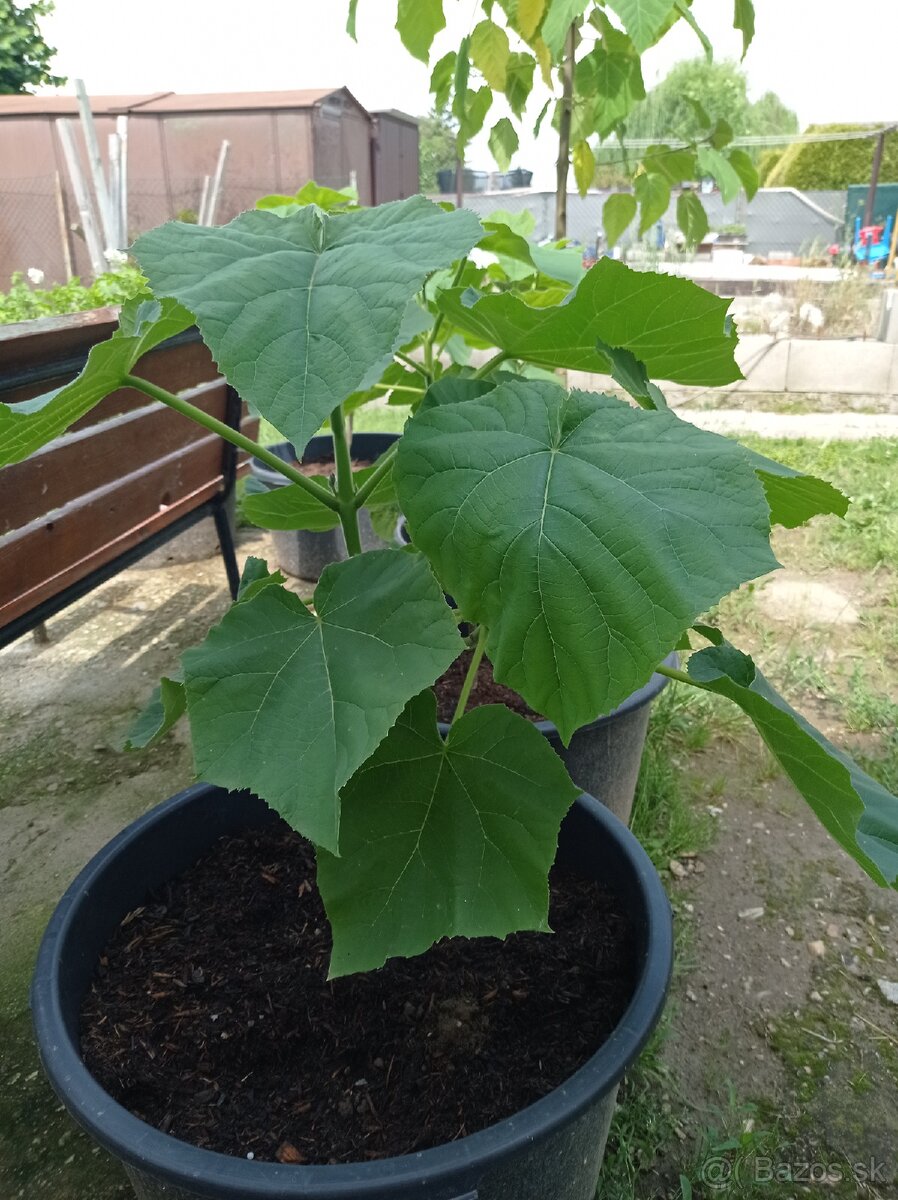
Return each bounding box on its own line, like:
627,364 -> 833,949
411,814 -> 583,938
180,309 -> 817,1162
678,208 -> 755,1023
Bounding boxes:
249,433 -> 398,581
32,784 -> 672,1200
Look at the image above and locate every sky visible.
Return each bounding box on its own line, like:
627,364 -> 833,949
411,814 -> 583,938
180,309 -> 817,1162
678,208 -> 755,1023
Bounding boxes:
38,0 -> 898,191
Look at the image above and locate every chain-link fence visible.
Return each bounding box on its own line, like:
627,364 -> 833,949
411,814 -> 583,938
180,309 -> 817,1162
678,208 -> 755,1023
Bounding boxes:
451,186 -> 848,260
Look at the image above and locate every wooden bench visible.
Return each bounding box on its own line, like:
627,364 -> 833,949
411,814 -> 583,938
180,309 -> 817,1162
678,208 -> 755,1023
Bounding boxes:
0,309 -> 258,649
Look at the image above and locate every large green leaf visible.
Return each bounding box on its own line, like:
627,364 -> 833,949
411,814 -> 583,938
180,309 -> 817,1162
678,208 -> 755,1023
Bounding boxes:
517,0 -> 548,38
133,199 -> 481,454
436,258 -> 742,387
396,0 -> 445,61
396,380 -> 778,739
0,295 -> 193,467
479,219 -> 583,287
733,0 -> 755,57
573,139 -> 596,196
685,639 -> 898,888
541,0 -> 589,56
603,192 -> 637,248
504,51 -> 536,117
697,146 -> 742,204
677,191 -> 709,245
430,50 -> 457,109
471,19 -> 510,88
634,172 -> 671,234
181,551 -> 463,852
728,148 -> 759,200
255,182 -> 358,215
317,691 -> 580,976
488,118 -> 519,171
606,0 -> 677,50
241,476 -> 339,531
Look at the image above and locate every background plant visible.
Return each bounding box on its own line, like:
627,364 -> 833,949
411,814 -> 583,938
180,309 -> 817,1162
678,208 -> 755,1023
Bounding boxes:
0,0 -> 64,94
0,266 -> 145,324
354,0 -> 761,245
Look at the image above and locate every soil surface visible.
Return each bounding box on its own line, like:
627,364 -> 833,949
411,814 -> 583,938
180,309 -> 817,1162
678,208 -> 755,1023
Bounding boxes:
434,652 -> 544,724
295,457 -> 373,475
81,822 -> 634,1164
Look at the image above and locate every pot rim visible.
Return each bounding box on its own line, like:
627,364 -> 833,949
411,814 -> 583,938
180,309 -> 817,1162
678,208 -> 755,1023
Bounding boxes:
32,787 -> 672,1200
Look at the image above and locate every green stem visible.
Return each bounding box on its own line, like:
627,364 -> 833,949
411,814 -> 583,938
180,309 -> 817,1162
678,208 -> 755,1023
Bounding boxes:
354,442 -> 398,508
395,351 -> 428,378
452,625 -> 487,724
655,663 -> 693,686
471,351 -> 508,380
329,403 -> 362,556
428,257 -> 468,351
122,374 -> 339,510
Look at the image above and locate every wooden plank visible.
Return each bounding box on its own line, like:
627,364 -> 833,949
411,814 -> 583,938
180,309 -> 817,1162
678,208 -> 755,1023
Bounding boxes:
0,437 -> 226,612
0,382 -> 230,534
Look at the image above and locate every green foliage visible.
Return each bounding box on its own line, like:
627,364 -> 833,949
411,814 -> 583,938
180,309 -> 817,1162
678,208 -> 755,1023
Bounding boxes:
182,552 -> 463,854
765,124 -> 898,190
625,58 -> 798,141
133,197 -> 482,455
0,0 -> 64,93
396,379 -> 777,740
317,690 -> 579,975
0,266 -> 145,324
8,175 -> 898,973
418,107 -> 459,190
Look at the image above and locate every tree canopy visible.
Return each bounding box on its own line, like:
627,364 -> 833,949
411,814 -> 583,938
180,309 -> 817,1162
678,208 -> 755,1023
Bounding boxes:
765,124 -> 898,190
625,58 -> 798,141
0,0 -> 64,94
418,107 -> 458,192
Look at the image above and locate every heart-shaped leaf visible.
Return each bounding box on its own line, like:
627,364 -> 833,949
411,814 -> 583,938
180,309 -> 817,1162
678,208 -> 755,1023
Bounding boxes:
437,258 -> 742,387
396,380 -> 778,739
133,198 -> 482,453
181,550 -> 464,852
317,691 -> 580,976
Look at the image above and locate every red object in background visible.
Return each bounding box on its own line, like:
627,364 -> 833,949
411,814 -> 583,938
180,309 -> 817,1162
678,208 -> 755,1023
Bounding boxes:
858,224 -> 885,247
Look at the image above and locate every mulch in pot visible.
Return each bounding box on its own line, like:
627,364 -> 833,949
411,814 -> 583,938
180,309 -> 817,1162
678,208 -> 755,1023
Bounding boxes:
293,457 -> 374,476
80,820 -> 635,1165
434,650 -> 546,724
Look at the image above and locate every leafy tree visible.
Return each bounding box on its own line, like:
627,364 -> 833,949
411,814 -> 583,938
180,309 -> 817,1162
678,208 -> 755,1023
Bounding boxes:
626,58 -> 797,141
418,107 -> 458,192
0,0 -> 65,94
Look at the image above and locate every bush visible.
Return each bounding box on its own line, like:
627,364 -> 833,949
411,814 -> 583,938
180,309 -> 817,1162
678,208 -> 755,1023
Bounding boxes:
757,148 -> 783,185
0,266 -> 145,324
765,125 -> 898,190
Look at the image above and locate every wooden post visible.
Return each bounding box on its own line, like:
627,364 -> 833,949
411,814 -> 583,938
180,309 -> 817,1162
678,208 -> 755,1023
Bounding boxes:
198,174 -> 211,225
57,120 -> 107,277
863,130 -> 887,229
108,132 -> 122,247
116,115 -> 129,247
205,140 -> 230,226
53,170 -> 74,281
74,79 -> 116,251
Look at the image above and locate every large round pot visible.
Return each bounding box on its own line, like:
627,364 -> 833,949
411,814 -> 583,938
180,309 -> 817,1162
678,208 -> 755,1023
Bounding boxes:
249,433 -> 398,581
32,784 -> 672,1200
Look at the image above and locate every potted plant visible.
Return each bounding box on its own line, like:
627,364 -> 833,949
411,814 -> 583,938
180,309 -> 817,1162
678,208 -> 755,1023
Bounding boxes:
4,8 -> 897,1200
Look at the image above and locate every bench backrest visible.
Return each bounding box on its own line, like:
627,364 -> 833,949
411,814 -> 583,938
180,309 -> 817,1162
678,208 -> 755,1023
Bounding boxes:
0,309 -> 256,643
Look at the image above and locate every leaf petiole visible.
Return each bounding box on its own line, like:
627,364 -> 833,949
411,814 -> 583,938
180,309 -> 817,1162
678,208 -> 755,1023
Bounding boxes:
329,403 -> 363,556
452,624 -> 487,724
121,374 -> 339,510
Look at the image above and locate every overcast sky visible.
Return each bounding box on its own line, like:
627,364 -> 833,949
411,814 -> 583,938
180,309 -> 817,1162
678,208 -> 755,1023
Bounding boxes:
39,0 -> 898,190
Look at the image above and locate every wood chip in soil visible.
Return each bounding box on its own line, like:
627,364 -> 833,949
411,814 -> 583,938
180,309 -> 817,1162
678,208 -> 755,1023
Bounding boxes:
81,821 -> 634,1164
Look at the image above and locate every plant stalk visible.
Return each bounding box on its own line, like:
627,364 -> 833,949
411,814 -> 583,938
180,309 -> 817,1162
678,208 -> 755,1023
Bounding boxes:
452,625 -> 487,724
329,403 -> 363,556
471,350 -> 508,380
655,663 -> 694,686
353,442 -> 398,508
122,374 -> 339,510
554,22 -> 578,241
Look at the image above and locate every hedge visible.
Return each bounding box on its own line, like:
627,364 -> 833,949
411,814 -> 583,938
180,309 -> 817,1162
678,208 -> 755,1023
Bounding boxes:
765,124 -> 898,190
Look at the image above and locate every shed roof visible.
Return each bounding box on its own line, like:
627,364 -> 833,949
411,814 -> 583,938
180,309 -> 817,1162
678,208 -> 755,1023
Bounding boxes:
0,87 -> 365,118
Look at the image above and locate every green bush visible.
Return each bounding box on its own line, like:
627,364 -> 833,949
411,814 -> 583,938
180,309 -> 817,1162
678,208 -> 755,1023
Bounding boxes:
0,266 -> 146,325
757,148 -> 783,184
765,124 -> 898,190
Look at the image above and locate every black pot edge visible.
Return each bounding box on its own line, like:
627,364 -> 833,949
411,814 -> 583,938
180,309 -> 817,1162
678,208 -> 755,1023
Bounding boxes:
251,433 -> 400,491
31,786 -> 672,1200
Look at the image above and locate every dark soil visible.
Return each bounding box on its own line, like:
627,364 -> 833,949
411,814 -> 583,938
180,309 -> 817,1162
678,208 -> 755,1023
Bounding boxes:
295,457 -> 373,476
434,651 -> 545,724
81,821 -> 634,1164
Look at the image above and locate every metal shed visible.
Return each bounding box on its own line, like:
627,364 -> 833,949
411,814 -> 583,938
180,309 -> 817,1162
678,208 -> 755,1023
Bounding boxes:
0,89 -> 420,287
